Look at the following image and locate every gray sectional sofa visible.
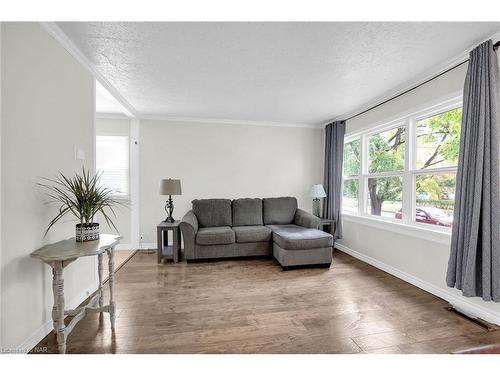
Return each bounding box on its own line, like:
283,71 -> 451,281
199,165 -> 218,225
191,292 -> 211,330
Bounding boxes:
179,197 -> 334,269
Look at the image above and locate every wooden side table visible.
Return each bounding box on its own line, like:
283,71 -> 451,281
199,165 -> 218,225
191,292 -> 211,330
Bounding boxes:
157,221 -> 181,263
319,218 -> 335,236
30,234 -> 121,354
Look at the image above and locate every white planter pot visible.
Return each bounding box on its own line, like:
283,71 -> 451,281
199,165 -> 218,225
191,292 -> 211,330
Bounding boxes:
76,223 -> 100,242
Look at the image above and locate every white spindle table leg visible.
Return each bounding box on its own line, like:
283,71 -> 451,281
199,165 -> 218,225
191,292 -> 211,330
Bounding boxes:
53,261 -> 66,354
51,267 -> 58,332
98,253 -> 104,312
107,247 -> 116,331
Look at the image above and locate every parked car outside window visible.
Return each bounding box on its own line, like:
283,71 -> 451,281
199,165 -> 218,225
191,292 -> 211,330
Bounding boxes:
395,207 -> 453,227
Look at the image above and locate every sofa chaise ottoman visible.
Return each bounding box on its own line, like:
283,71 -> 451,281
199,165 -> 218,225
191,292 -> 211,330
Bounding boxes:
179,196 -> 334,269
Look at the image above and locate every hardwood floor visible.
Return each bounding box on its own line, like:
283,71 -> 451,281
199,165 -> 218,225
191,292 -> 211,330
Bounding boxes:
32,250 -> 500,354
102,249 -> 137,280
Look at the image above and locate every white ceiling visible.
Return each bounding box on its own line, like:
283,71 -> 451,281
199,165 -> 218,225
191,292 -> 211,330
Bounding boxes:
57,22 -> 500,125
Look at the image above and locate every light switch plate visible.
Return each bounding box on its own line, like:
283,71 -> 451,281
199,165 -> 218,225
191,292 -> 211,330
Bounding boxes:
74,146 -> 85,161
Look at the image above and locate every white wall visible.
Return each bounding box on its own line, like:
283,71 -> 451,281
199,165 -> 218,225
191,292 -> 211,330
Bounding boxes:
139,120 -> 324,244
1,23 -> 96,349
95,117 -> 132,245
337,62 -> 500,324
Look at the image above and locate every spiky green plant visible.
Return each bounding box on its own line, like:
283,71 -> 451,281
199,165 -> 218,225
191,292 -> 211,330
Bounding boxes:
38,167 -> 125,237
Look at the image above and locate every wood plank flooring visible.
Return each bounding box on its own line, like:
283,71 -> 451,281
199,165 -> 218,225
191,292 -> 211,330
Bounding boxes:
102,249 -> 137,280
32,250 -> 500,354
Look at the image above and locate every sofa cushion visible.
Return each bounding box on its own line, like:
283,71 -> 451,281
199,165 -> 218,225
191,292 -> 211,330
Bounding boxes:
232,198 -> 263,226
232,225 -> 272,243
267,224 -> 333,250
192,199 -> 232,228
196,226 -> 235,245
263,197 -> 297,225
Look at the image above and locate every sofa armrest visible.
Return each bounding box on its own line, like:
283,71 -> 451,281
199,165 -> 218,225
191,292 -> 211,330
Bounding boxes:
179,210 -> 199,260
294,208 -> 321,229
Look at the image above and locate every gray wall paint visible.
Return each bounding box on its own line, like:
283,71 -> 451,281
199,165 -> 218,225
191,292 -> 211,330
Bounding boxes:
1,23 -> 95,348
139,120 -> 324,245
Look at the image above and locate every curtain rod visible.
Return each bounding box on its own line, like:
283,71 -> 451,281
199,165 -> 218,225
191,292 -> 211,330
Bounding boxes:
337,40 -> 500,123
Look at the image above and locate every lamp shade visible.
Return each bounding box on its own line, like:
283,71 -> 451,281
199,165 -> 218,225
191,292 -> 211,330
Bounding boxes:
310,184 -> 326,198
159,179 -> 182,195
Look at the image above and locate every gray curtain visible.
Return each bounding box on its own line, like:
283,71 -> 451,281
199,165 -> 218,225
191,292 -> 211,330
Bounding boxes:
323,121 -> 346,239
446,40 -> 500,302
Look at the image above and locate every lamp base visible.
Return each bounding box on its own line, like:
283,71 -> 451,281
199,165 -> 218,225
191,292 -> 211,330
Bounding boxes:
164,195 -> 175,223
312,198 -> 321,217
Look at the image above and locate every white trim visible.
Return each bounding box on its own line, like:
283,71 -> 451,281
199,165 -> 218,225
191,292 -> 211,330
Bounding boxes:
325,30 -> 500,124
140,242 -> 156,250
140,114 -> 321,129
130,119 -> 140,250
335,243 -> 500,326
40,22 -> 137,119
96,112 -> 131,120
343,213 -> 451,245
18,281 -> 99,353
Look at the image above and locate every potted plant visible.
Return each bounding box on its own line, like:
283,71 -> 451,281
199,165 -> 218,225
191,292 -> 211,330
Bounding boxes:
39,167 -> 124,242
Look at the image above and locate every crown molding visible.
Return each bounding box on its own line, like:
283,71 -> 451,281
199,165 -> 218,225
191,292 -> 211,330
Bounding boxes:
40,22 -> 137,119
324,29 -> 500,125
139,114 -> 323,129
96,112 -> 131,120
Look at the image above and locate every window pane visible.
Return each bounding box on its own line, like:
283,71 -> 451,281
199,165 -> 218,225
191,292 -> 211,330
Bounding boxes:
342,179 -> 359,213
415,173 -> 456,227
343,139 -> 361,176
368,126 -> 405,173
416,108 -> 462,169
96,136 -> 129,196
367,176 -> 403,219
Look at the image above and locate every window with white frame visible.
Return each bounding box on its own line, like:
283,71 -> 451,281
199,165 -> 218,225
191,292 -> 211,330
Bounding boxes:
342,102 -> 462,230
342,139 -> 360,213
96,135 -> 130,198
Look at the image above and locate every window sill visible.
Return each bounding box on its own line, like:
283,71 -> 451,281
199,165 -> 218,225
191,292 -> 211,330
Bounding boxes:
342,212 -> 451,245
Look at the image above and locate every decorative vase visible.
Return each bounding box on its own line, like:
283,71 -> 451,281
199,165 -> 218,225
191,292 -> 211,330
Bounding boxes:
76,223 -> 100,242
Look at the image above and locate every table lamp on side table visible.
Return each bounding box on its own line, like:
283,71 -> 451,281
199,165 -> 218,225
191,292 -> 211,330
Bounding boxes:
310,184 -> 326,217
159,179 -> 182,223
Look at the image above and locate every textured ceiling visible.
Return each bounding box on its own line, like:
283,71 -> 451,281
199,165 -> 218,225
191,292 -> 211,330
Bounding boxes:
58,22 -> 500,124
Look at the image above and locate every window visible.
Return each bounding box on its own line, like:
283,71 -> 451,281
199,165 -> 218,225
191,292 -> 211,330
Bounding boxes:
413,107 -> 462,227
416,108 -> 461,170
342,102 -> 462,231
96,135 -> 130,198
415,174 -> 456,227
343,179 -> 359,213
368,126 -> 405,173
342,139 -> 360,212
367,176 -> 403,218
366,125 -> 405,220
343,139 -> 361,176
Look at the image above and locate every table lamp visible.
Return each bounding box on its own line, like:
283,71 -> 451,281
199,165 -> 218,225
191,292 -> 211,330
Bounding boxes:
310,184 -> 326,217
159,179 -> 182,223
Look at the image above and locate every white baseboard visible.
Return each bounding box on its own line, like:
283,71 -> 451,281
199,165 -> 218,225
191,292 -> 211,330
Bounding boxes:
18,281 -> 99,353
335,243 -> 500,326
139,242 -> 156,250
